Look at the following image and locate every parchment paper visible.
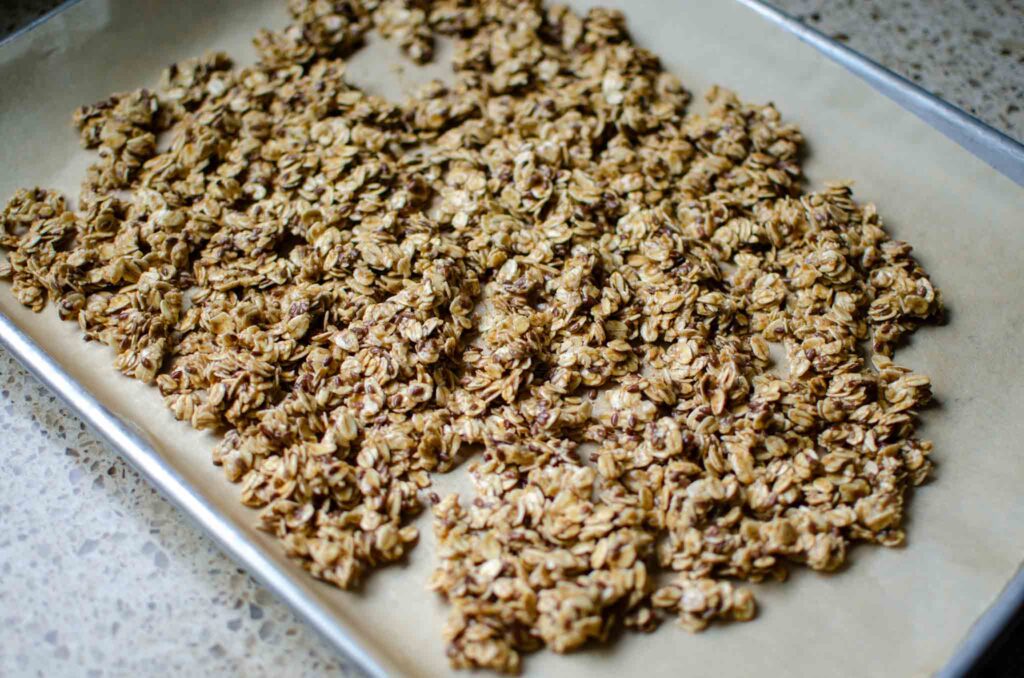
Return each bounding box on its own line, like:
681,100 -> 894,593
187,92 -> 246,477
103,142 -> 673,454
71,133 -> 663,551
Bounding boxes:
2,1 -> 1023,676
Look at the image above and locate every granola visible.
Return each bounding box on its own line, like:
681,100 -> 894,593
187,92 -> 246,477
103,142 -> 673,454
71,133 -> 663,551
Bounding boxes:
0,0 -> 943,672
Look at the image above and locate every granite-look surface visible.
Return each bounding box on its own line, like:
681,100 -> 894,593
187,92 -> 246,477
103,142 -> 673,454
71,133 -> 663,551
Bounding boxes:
773,0 -> 1023,141
0,350 -> 349,676
0,2 -> 1021,677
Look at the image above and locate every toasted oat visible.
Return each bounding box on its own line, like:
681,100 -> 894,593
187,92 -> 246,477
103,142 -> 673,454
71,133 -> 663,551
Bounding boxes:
0,0 -> 943,673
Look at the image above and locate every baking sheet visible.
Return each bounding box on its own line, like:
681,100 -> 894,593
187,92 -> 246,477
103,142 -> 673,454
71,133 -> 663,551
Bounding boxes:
2,1 -> 1024,676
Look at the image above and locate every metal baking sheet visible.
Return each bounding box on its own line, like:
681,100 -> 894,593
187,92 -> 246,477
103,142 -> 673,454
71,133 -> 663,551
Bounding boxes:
2,1 -> 1023,676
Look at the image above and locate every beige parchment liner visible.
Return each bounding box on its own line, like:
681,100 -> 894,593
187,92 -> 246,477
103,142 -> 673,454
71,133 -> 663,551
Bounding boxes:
2,1 -> 1023,676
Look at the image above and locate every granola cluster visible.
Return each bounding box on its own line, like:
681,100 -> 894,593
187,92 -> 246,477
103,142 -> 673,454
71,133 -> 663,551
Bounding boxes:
0,0 -> 943,672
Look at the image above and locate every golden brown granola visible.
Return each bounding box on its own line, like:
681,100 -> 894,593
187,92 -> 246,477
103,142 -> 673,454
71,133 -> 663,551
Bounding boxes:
0,0 -> 943,672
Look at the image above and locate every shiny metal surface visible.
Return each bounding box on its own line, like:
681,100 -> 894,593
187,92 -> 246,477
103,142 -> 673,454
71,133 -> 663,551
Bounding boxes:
0,2 -> 1022,677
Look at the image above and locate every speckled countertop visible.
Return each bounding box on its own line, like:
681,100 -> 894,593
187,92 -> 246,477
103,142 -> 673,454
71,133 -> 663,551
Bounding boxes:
0,2 -> 1021,677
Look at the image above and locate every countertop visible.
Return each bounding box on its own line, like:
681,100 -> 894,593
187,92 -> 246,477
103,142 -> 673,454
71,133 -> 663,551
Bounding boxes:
0,1 -> 1021,677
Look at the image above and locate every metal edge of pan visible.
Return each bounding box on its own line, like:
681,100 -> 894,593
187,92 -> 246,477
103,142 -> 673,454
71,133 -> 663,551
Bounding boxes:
2,1 -> 1023,676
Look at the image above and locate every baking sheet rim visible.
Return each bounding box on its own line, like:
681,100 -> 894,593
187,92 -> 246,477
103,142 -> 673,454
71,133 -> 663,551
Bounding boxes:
2,1 -> 1023,676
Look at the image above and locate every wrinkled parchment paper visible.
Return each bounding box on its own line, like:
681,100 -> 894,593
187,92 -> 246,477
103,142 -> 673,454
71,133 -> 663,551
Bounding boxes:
2,1 -> 1023,676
